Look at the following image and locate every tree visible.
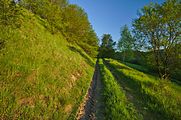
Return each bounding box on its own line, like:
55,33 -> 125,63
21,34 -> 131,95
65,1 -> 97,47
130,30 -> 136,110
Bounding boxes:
101,34 -> 116,49
80,29 -> 99,57
49,0 -> 68,7
99,34 -> 116,58
19,0 -> 99,57
133,0 -> 181,79
62,5 -> 90,42
20,0 -> 67,33
118,25 -> 135,62
62,4 -> 98,57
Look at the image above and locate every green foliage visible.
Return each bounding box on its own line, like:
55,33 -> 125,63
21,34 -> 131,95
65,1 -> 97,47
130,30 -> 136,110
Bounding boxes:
99,34 -> 116,58
118,25 -> 135,62
62,4 -> 99,57
0,10 -> 94,119
118,25 -> 134,51
62,4 -> 89,42
133,0 -> 181,79
98,59 -> 141,120
118,25 -> 135,51
20,0 -> 64,33
0,1 -> 98,118
19,0 -> 99,57
107,59 -> 181,120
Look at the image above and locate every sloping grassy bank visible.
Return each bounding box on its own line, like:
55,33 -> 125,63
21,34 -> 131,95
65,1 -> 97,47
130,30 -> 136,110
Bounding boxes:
105,59 -> 181,120
124,62 -> 181,85
98,59 -> 141,120
0,10 -> 94,119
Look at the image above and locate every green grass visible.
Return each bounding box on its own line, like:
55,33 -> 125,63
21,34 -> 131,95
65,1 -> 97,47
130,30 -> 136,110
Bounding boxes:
105,59 -> 181,120
98,59 -> 141,120
0,9 -> 94,119
124,62 -> 181,85
124,62 -> 150,73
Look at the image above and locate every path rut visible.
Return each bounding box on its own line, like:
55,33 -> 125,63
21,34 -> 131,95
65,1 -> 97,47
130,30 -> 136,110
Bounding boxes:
76,62 -> 104,120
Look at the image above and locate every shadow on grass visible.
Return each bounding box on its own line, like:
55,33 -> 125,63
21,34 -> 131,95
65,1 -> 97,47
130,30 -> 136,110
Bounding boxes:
115,60 -> 181,86
115,60 -> 155,75
0,39 -> 5,50
103,60 -> 172,120
68,45 -> 95,67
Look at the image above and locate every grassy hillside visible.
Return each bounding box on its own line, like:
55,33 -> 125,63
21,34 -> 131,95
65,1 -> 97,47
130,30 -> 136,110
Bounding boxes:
104,59 -> 181,120
0,9 -> 94,119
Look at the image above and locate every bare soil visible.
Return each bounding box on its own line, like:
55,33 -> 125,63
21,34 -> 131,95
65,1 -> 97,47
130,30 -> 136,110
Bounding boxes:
76,62 -> 105,120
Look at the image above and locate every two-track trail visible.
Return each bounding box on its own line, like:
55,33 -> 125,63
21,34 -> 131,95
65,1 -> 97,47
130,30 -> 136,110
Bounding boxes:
76,61 -> 105,120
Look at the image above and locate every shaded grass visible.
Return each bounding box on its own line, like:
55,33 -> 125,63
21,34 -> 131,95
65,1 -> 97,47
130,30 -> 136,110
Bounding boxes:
98,59 -> 141,120
105,59 -> 181,120
124,62 -> 181,85
0,9 -> 94,119
68,45 -> 95,67
124,62 -> 150,74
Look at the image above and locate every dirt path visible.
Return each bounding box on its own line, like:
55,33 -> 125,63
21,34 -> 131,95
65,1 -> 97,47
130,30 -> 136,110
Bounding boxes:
76,62 -> 105,120
104,60 -> 163,120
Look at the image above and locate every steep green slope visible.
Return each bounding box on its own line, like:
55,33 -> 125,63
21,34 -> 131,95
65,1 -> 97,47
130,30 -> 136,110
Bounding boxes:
0,10 -> 94,119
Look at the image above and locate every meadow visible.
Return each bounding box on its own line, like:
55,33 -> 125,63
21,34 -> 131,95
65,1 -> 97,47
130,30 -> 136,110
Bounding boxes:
1,0 -> 180,119
104,59 -> 181,120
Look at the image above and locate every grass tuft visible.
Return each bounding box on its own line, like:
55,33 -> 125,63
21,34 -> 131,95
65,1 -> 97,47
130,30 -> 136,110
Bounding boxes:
98,59 -> 141,120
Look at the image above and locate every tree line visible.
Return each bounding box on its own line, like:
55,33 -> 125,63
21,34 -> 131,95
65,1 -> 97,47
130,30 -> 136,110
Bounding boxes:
0,0 -> 99,57
99,0 -> 181,80
1,0 -> 180,80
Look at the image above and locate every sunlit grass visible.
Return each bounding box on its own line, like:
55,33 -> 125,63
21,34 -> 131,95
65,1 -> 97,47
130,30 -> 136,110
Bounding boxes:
98,59 -> 141,120
0,10 -> 94,119
106,59 -> 181,120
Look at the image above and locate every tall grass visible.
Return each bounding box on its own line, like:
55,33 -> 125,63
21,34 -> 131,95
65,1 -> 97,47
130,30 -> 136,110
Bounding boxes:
0,9 -> 94,119
124,62 -> 150,74
106,59 -> 181,120
98,59 -> 141,120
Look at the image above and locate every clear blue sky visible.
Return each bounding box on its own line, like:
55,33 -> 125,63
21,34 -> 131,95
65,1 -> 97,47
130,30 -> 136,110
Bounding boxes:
69,0 -> 165,42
